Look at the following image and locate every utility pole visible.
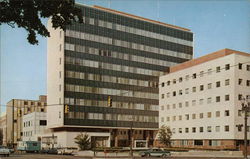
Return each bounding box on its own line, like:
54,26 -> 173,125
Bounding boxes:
52,133 -> 54,149
12,100 -> 14,149
240,95 -> 250,159
130,117 -> 133,158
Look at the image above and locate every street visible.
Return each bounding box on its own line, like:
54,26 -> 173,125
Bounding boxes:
1,154 -> 244,159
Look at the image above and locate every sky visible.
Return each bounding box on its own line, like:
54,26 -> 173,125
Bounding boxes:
0,0 -> 250,115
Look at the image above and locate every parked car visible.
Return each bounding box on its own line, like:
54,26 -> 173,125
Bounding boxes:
0,146 -> 10,157
8,148 -> 14,153
139,148 -> 171,158
58,147 -> 78,155
47,148 -> 58,154
40,148 -> 49,154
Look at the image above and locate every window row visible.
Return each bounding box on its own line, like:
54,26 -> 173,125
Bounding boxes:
22,101 -> 45,106
65,84 -> 159,100
161,80 -> 230,99
65,56 -> 164,76
171,125 -> 230,134
23,131 -> 33,137
238,78 -> 250,86
161,95 -> 230,110
65,71 -> 158,88
66,112 -> 158,123
23,121 -> 33,127
65,30 -> 192,59
171,140 -> 221,146
161,63 -> 250,87
65,43 -> 177,67
238,63 -> 250,71
64,97 -> 158,111
161,110 -> 230,122
85,16 -> 192,46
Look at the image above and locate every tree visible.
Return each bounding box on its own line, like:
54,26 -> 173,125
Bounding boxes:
158,125 -> 172,147
0,0 -> 83,45
74,133 -> 91,150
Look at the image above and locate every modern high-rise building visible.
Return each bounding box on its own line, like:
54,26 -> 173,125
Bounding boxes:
6,95 -> 47,147
159,49 -> 250,149
47,4 -> 193,148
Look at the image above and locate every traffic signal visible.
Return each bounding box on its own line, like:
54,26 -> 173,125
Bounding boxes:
65,105 -> 69,113
108,96 -> 112,107
18,109 -> 22,117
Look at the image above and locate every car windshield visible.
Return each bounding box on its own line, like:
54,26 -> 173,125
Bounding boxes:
152,149 -> 162,151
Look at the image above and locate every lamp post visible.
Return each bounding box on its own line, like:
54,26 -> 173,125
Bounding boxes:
240,95 -> 250,159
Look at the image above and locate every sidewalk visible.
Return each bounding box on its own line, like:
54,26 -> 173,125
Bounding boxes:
75,150 -> 245,158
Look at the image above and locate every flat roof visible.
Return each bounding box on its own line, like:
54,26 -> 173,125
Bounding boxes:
93,5 -> 191,32
169,48 -> 250,73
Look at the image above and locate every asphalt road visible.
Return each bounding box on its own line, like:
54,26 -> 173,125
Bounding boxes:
1,154 -> 244,159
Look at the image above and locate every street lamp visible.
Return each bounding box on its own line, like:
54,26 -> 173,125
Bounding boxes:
240,95 -> 250,159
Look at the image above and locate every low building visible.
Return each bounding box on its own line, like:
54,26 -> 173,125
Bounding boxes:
6,95 -> 47,147
0,114 -> 7,146
22,112 -> 47,142
159,49 -> 250,149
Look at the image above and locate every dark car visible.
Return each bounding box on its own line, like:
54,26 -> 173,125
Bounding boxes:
47,148 -> 58,154
139,148 -> 171,158
40,149 -> 49,154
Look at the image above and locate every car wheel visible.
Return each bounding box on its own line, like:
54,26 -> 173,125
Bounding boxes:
162,154 -> 167,158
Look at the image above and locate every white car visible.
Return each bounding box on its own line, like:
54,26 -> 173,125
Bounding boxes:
58,147 -> 78,155
0,146 -> 10,157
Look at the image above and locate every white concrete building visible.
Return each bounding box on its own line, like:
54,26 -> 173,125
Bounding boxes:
22,112 -> 47,141
159,49 -> 250,149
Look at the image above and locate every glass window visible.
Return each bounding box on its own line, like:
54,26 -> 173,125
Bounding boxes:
239,63 -> 243,69
216,66 -> 220,73
200,85 -> 204,91
225,110 -> 230,116
207,126 -> 212,132
179,128 -> 182,133
208,83 -> 212,89
200,113 -> 203,119
207,112 -> 212,118
216,96 -> 220,102
192,87 -> 196,93
215,126 -> 220,132
216,111 -> 220,117
207,98 -> 212,104
199,127 -> 203,133
239,79 -> 243,85
225,79 -> 230,86
216,81 -> 220,87
225,125 -> 229,132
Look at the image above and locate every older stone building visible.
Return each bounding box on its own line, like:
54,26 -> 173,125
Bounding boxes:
6,95 -> 46,147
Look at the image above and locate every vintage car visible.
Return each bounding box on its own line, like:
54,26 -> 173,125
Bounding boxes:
139,148 -> 171,157
57,147 -> 78,155
0,146 -> 10,157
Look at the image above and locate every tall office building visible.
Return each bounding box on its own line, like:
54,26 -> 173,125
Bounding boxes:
159,49 -> 250,149
47,4 -> 193,148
